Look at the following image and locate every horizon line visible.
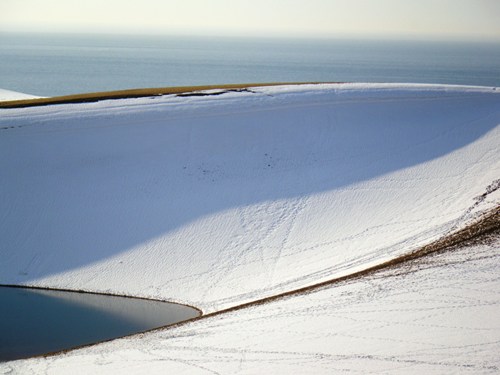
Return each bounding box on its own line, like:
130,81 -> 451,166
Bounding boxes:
1,29 -> 500,44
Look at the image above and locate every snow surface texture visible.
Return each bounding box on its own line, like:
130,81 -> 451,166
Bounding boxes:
0,88 -> 41,101
1,83 -> 500,372
4,231 -> 498,374
1,84 -> 499,315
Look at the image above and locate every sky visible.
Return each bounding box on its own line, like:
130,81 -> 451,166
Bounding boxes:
1,0 -> 499,41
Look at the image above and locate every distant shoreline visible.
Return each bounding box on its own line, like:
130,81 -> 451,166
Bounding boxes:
0,82 -> 336,109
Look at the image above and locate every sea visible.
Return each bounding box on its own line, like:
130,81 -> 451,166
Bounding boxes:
1,33 -> 500,97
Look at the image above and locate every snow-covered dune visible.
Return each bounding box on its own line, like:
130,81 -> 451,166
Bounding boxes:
6,225 -> 497,374
0,83 -> 499,315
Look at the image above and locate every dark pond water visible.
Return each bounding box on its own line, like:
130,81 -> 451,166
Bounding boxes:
0,286 -> 200,362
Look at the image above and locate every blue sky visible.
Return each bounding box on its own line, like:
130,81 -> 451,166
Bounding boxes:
1,0 -> 499,40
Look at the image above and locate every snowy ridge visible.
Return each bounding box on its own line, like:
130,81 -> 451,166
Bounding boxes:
0,83 -> 499,315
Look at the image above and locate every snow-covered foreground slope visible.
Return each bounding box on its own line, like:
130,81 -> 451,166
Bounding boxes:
0,88 -> 41,101
3,225 -> 499,374
0,83 -> 499,315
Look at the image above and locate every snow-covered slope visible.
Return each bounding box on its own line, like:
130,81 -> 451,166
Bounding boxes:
0,83 -> 499,315
5,228 -> 497,374
0,88 -> 41,101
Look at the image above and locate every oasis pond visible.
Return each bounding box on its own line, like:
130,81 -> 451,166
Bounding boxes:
0,286 -> 200,361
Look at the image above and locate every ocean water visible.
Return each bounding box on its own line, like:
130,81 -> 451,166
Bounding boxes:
1,33 -> 500,97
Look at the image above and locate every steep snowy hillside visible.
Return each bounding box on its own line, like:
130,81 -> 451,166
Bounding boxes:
4,218 -> 497,374
1,83 -> 499,372
1,84 -> 499,314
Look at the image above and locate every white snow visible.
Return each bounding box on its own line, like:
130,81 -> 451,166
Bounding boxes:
4,234 -> 497,374
0,83 -> 499,372
0,88 -> 42,101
